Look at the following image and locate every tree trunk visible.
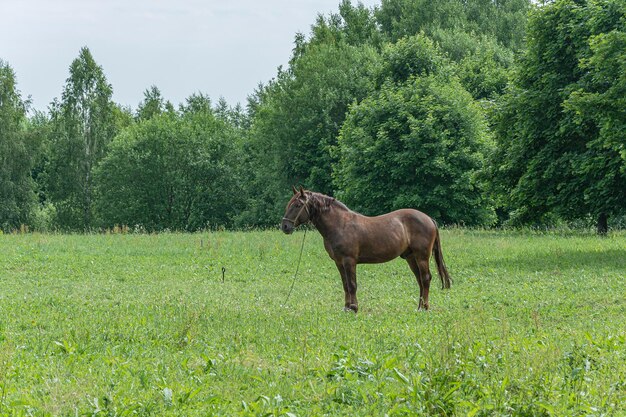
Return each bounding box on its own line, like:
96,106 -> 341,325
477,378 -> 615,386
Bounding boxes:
597,212 -> 608,235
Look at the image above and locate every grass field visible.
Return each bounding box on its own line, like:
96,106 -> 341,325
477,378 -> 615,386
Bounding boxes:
0,229 -> 625,416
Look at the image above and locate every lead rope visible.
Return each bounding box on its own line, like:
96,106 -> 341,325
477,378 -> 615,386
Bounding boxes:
284,228 -> 307,306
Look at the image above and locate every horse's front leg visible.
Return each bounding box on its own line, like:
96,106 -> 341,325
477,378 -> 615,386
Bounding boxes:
342,258 -> 358,313
334,260 -> 351,310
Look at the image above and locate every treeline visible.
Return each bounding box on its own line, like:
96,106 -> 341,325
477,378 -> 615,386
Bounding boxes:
1,0 -> 625,233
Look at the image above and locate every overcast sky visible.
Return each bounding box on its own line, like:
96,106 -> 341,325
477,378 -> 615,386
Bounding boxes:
1,0 -> 380,112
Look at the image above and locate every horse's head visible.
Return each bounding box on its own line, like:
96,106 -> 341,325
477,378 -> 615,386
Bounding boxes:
281,186 -> 311,234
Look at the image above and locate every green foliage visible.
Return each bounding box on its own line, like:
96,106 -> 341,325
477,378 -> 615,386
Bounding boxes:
0,60 -> 39,231
489,0 -> 626,227
335,73 -> 494,225
375,0 -> 532,51
0,230 -> 624,414
44,47 -> 118,231
135,85 -> 170,121
94,96 -> 245,231
376,34 -> 448,86
279,41 -> 379,192
239,0 -> 530,228
296,0 -> 382,53
564,1 -> 626,164
453,37 -> 515,100
241,41 -> 380,226
7,0 -> 620,232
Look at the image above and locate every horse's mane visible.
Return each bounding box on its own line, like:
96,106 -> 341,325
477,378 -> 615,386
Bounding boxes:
306,191 -> 350,216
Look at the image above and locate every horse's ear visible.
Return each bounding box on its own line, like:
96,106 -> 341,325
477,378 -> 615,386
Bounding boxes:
299,186 -> 305,197
292,185 -> 298,195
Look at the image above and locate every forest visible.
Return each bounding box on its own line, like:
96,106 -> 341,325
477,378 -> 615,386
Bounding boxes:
1,0 -> 625,234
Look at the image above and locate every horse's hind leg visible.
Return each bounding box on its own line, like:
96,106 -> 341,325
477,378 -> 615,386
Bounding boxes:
416,255 -> 432,310
407,255 -> 432,310
406,256 -> 425,310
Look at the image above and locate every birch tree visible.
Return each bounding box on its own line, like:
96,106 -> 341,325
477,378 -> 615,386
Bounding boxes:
46,47 -> 116,230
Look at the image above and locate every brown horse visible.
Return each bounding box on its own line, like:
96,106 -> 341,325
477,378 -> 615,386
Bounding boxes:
281,187 -> 451,312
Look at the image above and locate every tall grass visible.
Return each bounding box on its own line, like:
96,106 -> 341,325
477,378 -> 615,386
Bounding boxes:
0,230 -> 624,416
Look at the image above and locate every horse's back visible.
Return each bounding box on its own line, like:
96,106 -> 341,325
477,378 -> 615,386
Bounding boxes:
375,208 -> 435,232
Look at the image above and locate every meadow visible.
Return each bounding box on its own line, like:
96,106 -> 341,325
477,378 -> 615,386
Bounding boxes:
0,229 -> 624,416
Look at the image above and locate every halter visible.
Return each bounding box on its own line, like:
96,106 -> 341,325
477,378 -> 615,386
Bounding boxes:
282,198 -> 310,226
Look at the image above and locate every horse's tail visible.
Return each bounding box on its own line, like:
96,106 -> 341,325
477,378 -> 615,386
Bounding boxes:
432,219 -> 452,289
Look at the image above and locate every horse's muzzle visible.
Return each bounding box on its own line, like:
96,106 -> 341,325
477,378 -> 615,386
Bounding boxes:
281,221 -> 294,234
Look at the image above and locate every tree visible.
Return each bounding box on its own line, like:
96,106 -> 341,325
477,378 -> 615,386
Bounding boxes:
45,47 -> 117,230
489,0 -> 626,232
334,73 -> 494,225
94,94 -> 244,231
242,41 -> 380,225
564,3 -> 626,232
0,60 -> 39,231
375,0 -> 531,51
239,0 -> 536,227
442,33 -> 515,100
375,34 -> 448,86
301,0 -> 382,51
136,85 -> 168,121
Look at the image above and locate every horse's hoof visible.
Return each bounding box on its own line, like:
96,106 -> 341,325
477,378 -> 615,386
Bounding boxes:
343,306 -> 358,313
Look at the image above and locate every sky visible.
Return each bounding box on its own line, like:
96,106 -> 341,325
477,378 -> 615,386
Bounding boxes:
1,0 -> 380,112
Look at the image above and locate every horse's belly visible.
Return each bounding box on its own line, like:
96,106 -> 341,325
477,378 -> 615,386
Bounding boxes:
357,246 -> 405,264
357,255 -> 397,264
356,225 -> 409,263
323,224 -> 408,264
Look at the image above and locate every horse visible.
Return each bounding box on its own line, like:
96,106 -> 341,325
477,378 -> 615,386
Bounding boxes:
281,186 -> 451,312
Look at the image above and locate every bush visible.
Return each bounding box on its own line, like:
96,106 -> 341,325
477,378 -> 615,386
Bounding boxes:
94,109 -> 244,232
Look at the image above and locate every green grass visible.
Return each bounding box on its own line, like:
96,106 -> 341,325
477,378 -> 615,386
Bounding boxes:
0,230 -> 624,416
